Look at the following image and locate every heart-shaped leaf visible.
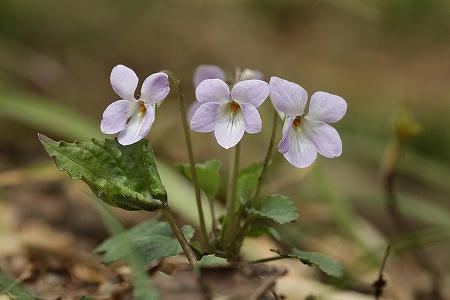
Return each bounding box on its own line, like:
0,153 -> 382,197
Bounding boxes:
179,160 -> 221,199
38,134 -> 166,211
236,162 -> 264,204
246,195 -> 298,224
271,248 -> 343,277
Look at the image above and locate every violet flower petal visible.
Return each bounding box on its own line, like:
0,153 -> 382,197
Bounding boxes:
140,72 -> 170,104
277,126 -> 291,154
240,69 -> 264,81
100,100 -> 130,134
231,80 -> 269,107
307,91 -> 347,123
193,65 -> 226,88
187,101 -> 202,123
117,105 -> 155,145
190,102 -> 221,132
110,65 -> 138,101
269,76 -> 308,116
283,128 -> 317,168
303,117 -> 342,158
214,106 -> 245,149
241,103 -> 262,134
195,79 -> 231,104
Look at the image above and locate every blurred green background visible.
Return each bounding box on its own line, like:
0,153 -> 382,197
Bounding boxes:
0,0 -> 449,298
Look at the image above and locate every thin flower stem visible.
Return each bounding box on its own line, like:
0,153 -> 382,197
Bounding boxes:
224,142 -> 241,253
252,108 -> 278,208
208,197 -> 218,242
250,255 -> 290,264
164,70 -> 210,250
162,206 -> 198,265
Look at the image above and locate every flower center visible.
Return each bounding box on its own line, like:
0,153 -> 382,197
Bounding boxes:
293,116 -> 302,127
139,103 -> 146,113
230,101 -> 240,113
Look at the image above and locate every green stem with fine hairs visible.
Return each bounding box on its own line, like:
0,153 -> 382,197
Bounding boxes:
162,206 -> 197,265
252,108 -> 279,208
164,70 -> 210,251
228,108 -> 279,253
223,142 -> 241,255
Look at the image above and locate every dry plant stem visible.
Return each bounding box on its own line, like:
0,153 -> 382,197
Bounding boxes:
224,142 -> 241,252
373,245 -> 391,300
382,141 -> 443,299
252,108 -> 278,208
165,70 -> 210,250
162,206 -> 198,265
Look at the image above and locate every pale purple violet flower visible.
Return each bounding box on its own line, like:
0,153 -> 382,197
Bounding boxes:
100,65 -> 170,146
270,76 -> 347,168
188,65 -> 264,122
190,79 -> 269,149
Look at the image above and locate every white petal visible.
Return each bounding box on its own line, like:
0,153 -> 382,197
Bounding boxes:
190,102 -> 221,132
303,117 -> 342,158
117,105 -> 155,146
100,100 -> 131,134
195,79 -> 231,104
110,65 -> 138,101
140,72 -> 170,104
269,76 -> 308,116
231,80 -> 270,107
214,105 -> 245,149
307,91 -> 347,123
284,127 -> 317,168
139,104 -> 156,136
241,103 -> 262,134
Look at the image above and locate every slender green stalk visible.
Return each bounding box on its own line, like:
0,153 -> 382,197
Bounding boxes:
250,255 -> 288,264
252,109 -> 278,208
229,109 -> 279,253
164,70 -> 210,250
208,197 -> 218,242
224,142 -> 241,252
162,206 -> 198,265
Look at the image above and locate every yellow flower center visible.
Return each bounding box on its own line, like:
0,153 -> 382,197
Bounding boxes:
230,102 -> 240,113
293,117 -> 302,127
139,103 -> 146,113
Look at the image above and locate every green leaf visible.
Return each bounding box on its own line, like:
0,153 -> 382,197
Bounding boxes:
194,254 -> 229,271
179,160 -> 221,199
246,195 -> 298,224
95,219 -> 195,265
0,268 -> 38,300
271,249 -> 343,277
38,134 -> 167,211
246,225 -> 282,241
236,162 -> 264,203
90,198 -> 158,299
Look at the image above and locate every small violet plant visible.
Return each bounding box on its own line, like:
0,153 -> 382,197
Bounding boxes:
39,63 -> 347,277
